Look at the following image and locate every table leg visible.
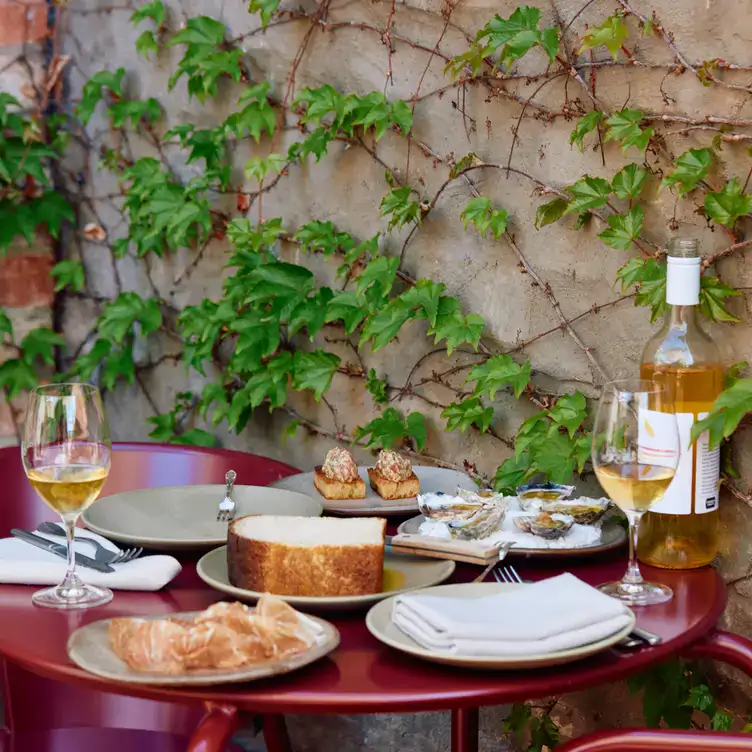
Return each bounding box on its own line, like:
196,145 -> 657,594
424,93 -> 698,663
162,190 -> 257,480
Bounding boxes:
186,703 -> 239,752
681,629 -> 752,676
451,707 -> 479,752
556,728 -> 752,751
262,714 -> 293,752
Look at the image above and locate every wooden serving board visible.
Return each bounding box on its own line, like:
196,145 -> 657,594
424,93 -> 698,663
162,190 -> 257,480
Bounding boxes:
386,534 -> 501,566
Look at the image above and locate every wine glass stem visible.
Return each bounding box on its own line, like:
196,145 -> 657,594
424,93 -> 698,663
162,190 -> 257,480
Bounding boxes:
624,510 -> 644,585
60,516 -> 83,594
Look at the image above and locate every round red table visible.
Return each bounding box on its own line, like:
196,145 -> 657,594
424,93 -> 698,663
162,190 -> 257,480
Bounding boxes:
0,443 -> 750,752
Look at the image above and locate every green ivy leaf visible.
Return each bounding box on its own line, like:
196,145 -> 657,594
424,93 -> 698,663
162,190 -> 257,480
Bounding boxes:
356,256 -> 399,298
660,148 -> 712,195
461,197 -> 508,240
0,358 -> 38,398
493,452 -> 532,494
249,0 -> 280,28
292,349 -> 340,401
547,392 -> 587,437
399,278 -> 446,327
244,351 -> 293,410
365,368 -> 389,404
704,178 -> 752,227
20,328 -> 65,367
226,84 -> 276,143
711,711 -> 734,731
685,685 -> 714,714
294,220 -> 354,257
468,354 -> 531,399
170,15 -> 226,46
288,287 -> 334,339
532,431 -> 577,483
147,412 -> 176,442
441,397 -> 494,434
281,418 -> 301,445
535,198 -> 568,229
135,30 -> 159,60
101,347 -> 135,391
174,428 -> 216,447
428,296 -> 485,355
579,14 -> 628,60
597,205 -> 644,250
700,275 -> 740,323
70,339 -> 112,382
604,109 -> 653,153
380,187 -> 421,231
98,293 -> 162,343
231,311 -> 280,372
564,175 -> 612,215
0,310 -> 12,342
360,299 -> 415,352
131,0 -> 165,27
570,111 -> 603,151
618,258 -> 667,322
691,378 -> 752,449
354,406 -> 426,451
612,163 -> 648,200
32,191 -> 74,239
50,260 -> 84,292
245,262 -> 314,304
78,68 -> 126,124
502,704 -> 532,744
245,154 -> 286,181
325,291 -> 368,334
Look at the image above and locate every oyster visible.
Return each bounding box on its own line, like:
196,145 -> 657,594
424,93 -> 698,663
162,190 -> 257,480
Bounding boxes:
541,498 -> 611,525
456,488 -> 507,505
516,483 -> 575,511
448,504 -> 505,541
417,492 -> 483,522
513,512 -> 574,539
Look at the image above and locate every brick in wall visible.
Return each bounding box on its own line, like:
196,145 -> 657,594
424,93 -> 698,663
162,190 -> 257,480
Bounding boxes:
0,1 -> 47,46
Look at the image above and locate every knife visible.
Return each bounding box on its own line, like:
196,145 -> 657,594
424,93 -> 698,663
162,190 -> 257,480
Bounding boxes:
11,529 -> 115,574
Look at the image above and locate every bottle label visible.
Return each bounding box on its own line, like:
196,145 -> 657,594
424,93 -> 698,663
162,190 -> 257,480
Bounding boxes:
639,411 -> 693,515
694,411 -> 720,514
637,410 -> 720,515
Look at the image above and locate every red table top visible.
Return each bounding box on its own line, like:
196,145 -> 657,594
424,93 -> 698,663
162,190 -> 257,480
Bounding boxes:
0,443 -> 726,714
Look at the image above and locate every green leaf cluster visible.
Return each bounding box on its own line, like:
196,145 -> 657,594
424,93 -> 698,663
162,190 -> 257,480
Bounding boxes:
579,14 -> 628,60
354,407 -> 426,451
461,197 -> 508,240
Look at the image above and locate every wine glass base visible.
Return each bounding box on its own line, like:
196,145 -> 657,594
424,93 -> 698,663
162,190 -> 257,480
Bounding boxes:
598,580 -> 673,607
32,583 -> 113,610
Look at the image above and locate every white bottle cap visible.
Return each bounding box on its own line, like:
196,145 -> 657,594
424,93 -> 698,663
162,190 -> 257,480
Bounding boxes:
666,238 -> 700,306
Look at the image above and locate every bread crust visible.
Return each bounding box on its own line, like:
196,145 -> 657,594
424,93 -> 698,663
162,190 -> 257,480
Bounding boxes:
313,466 -> 366,500
367,468 -> 420,500
227,518 -> 386,597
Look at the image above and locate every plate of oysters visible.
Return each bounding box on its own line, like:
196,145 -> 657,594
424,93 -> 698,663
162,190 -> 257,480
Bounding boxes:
395,483 -> 627,560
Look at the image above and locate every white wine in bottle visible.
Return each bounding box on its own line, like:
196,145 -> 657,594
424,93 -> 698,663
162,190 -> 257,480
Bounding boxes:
638,238 -> 723,569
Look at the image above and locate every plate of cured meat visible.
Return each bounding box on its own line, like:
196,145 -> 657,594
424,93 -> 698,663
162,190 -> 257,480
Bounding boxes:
270,447 -> 476,516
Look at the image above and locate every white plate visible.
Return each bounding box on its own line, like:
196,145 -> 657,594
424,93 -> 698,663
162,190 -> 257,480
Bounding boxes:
366,582 -> 636,670
67,609 -> 339,686
270,466 -> 476,516
397,515 -> 627,558
197,546 -> 456,612
82,485 -> 322,550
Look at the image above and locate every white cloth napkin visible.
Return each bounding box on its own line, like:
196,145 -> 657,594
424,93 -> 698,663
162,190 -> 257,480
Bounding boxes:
0,527 -> 182,591
392,573 -> 633,656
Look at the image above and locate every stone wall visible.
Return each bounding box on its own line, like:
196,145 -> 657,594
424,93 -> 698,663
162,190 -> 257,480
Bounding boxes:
6,0 -> 752,747
0,0 -> 54,446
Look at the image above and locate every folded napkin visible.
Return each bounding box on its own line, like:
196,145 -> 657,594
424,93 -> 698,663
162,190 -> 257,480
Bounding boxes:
392,573 -> 632,656
0,527 -> 182,591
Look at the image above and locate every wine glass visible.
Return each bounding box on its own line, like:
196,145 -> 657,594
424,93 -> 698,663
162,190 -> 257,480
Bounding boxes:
591,379 -> 680,606
21,383 -> 112,609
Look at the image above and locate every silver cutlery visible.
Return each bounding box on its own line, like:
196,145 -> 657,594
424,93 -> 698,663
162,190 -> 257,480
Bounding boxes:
11,529 -> 115,574
216,469 -> 237,522
36,522 -> 142,564
473,543 -> 515,583
493,564 -> 523,584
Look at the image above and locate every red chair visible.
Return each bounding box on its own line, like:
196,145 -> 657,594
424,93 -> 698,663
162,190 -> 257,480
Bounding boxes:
556,728 -> 752,751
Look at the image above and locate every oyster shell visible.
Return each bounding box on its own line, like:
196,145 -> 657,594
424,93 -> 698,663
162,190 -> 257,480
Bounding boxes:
541,498 -> 611,525
417,492 -> 483,522
516,482 -> 575,511
513,512 -> 574,539
448,503 -> 505,541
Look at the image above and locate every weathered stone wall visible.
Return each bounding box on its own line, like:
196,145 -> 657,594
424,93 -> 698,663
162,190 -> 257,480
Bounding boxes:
49,0 -> 752,746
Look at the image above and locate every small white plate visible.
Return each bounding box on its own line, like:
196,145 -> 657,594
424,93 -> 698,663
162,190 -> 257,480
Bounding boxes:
82,485 -> 322,550
67,609 -> 339,686
270,466 -> 476,516
366,582 -> 636,670
197,546 -> 456,612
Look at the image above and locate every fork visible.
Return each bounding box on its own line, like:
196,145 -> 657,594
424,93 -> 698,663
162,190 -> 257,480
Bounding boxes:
216,469 -> 237,522
473,543 -> 514,583
494,564 -> 523,584
36,522 -> 142,564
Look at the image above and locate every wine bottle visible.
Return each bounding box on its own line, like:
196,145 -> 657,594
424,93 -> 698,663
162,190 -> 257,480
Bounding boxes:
638,238 -> 723,569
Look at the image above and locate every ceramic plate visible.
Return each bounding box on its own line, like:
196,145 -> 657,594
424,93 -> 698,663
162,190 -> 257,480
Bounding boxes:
366,582 -> 636,670
269,466 -> 475,516
396,515 -> 627,558
82,485 -> 322,551
67,609 -> 339,686
196,546 -> 456,612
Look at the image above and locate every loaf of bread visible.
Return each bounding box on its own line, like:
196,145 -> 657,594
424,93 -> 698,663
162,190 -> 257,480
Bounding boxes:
227,515 -> 386,597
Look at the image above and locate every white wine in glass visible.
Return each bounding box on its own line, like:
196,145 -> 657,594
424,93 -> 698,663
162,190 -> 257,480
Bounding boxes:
22,383 -> 112,609
592,380 -> 680,606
